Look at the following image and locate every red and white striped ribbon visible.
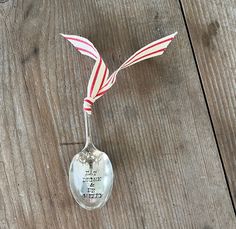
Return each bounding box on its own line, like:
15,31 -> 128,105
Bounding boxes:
61,32 -> 177,114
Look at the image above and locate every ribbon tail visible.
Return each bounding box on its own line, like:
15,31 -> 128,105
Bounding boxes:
97,32 -> 177,97
61,33 -> 110,114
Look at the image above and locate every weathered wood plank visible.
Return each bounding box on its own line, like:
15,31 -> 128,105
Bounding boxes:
180,0 -> 236,208
0,0 -> 235,228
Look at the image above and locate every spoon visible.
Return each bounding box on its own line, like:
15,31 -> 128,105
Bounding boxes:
62,32 -> 177,210
69,111 -> 114,210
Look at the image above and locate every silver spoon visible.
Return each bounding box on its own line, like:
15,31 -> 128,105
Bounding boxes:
69,111 -> 114,210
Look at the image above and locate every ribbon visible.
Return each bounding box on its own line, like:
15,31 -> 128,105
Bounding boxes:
61,32 -> 177,114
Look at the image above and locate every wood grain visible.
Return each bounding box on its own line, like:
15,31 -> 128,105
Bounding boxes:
0,0 -> 235,228
180,0 -> 236,208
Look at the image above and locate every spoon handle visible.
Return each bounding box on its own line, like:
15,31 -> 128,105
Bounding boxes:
84,111 -> 93,147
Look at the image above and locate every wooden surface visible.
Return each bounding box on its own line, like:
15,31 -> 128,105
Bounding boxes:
0,0 -> 235,228
180,0 -> 236,207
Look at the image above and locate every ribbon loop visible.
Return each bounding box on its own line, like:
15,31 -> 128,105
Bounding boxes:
83,97 -> 95,114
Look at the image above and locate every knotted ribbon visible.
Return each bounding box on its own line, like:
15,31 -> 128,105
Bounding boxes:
61,32 -> 177,114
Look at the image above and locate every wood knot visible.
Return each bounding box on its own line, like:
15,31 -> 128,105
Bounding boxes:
207,20 -> 220,37
202,20 -> 220,48
21,46 -> 39,64
154,12 -> 159,20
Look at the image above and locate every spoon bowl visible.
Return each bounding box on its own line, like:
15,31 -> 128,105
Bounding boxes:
69,144 -> 114,210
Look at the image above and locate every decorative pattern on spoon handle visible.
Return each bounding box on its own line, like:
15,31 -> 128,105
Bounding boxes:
61,32 -> 177,114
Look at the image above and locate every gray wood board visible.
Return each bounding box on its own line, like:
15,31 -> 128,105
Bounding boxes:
180,0 -> 236,208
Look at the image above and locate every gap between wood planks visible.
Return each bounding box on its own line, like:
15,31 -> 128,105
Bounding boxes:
178,0 -> 236,214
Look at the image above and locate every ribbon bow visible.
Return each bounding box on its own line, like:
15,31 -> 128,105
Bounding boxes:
61,32 -> 177,114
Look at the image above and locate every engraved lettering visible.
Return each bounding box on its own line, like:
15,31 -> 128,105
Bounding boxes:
82,170 -> 103,199
87,188 -> 95,193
